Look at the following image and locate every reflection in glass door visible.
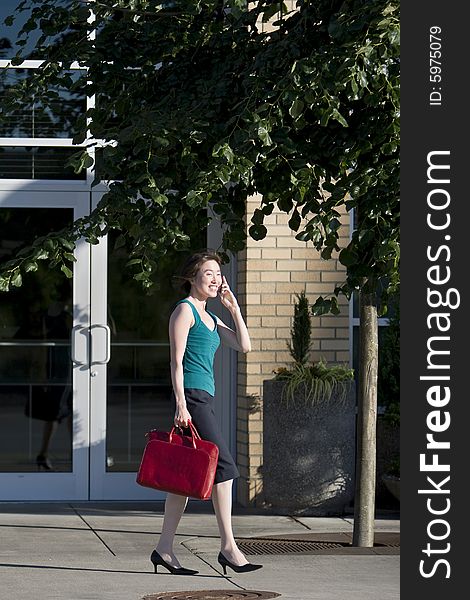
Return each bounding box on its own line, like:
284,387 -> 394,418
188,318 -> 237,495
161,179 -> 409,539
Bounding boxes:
0,192 -> 90,500
0,208 -> 73,472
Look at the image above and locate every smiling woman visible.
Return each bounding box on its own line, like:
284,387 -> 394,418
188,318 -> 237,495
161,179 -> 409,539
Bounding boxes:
148,248 -> 261,576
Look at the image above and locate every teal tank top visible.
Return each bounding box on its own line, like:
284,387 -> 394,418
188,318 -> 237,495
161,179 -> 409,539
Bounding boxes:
175,298 -> 220,396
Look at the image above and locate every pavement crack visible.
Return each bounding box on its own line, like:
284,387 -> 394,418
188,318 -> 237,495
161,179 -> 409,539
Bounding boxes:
288,515 -> 311,530
69,505 -> 116,556
180,539 -> 247,591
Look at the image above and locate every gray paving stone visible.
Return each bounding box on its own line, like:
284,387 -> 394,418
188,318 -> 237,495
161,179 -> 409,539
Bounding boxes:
0,503 -> 400,600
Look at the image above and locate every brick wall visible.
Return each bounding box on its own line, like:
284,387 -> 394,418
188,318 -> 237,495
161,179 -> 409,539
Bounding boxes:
236,195 -> 352,506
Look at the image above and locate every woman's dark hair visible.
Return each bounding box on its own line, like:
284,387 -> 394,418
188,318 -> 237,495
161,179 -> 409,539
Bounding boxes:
174,249 -> 222,294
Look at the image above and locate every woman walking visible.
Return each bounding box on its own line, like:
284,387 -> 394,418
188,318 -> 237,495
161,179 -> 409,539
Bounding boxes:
151,250 -> 262,576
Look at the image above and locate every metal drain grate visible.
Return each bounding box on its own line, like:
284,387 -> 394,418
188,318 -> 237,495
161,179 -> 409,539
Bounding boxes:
237,538 -> 346,555
142,592 -> 281,600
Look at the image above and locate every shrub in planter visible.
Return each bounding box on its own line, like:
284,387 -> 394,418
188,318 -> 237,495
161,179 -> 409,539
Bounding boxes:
263,292 -> 356,515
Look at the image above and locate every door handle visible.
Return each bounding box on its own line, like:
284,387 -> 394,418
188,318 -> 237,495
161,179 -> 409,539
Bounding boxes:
71,325 -> 89,366
90,324 -> 111,365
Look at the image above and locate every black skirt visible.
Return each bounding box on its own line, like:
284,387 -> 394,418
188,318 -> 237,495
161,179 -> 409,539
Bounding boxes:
24,385 -> 72,423
171,388 -> 240,485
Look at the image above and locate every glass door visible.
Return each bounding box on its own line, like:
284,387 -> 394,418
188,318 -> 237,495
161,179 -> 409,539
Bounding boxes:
0,190 -> 90,500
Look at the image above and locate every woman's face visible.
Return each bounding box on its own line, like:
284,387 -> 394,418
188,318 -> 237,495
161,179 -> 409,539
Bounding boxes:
191,260 -> 222,298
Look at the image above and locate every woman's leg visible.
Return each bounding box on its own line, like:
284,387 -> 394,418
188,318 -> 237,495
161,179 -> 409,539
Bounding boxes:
211,479 -> 248,565
155,493 -> 188,567
38,420 -> 58,456
36,420 -> 59,470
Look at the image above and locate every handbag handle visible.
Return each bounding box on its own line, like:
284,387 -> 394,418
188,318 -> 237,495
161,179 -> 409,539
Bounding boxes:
168,421 -> 202,449
188,421 -> 202,440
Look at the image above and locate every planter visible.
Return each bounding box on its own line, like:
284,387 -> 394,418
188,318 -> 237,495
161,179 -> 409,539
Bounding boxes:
382,474 -> 400,502
262,379 -> 356,516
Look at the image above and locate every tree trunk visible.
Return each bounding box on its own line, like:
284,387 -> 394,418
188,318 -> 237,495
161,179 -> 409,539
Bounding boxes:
352,286 -> 378,547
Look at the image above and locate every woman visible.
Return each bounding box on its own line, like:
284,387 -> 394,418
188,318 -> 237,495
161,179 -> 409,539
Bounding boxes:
151,250 -> 262,576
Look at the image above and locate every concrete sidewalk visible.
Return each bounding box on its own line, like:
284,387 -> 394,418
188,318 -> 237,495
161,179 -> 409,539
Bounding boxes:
0,503 -> 399,600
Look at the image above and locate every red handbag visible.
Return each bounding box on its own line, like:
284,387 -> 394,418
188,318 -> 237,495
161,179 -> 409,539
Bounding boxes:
136,422 -> 219,500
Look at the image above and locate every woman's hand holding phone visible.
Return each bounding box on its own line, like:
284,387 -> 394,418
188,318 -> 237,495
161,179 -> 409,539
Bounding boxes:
218,276 -> 240,313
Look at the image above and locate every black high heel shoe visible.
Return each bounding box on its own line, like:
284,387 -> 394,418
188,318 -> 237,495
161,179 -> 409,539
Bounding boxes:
150,550 -> 199,575
36,455 -> 54,471
217,551 -> 263,574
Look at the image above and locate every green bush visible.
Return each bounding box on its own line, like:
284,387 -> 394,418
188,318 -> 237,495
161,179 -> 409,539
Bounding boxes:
274,291 -> 354,406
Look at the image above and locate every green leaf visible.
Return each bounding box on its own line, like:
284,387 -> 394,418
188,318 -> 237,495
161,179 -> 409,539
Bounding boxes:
339,248 -> 358,267
185,190 -> 203,208
72,132 -> 87,145
382,4 -> 398,15
258,126 -> 272,146
133,271 -> 149,281
278,197 -> 293,213
212,143 -> 234,164
34,250 -> 49,261
10,56 -> 24,67
126,258 -> 142,267
330,297 -> 340,315
0,277 -> 10,292
129,224 -> 141,239
24,261 -> 39,272
58,238 -> 76,251
320,108 -> 332,127
249,224 -> 267,241
331,109 -> 348,127
328,218 -> 341,232
358,229 -> 375,245
83,153 -> 94,168
251,209 -> 265,226
289,99 -> 304,120
22,19 -> 38,33
288,209 -> 301,232
322,181 -> 336,193
358,71 -> 368,88
262,203 -> 274,215
61,264 -> 73,278
261,1 -> 281,22
114,235 -> 126,250
150,192 -> 168,205
295,231 -> 311,242
311,297 -> 332,316
11,271 -> 22,287
304,90 -> 316,104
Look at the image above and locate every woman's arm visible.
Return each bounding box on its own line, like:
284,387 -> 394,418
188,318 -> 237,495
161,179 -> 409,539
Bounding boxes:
169,303 -> 194,427
216,276 -> 251,353
216,311 -> 251,353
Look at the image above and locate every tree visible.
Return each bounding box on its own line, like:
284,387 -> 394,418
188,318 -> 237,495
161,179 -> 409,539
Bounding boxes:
1,0 -> 399,546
